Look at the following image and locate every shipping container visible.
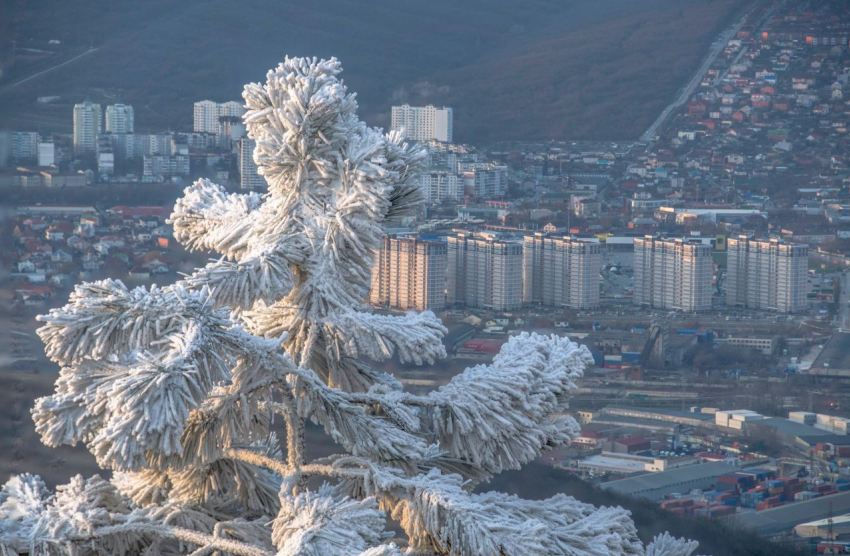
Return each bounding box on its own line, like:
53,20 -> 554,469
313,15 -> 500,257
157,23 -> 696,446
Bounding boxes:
622,352 -> 641,363
461,339 -> 505,353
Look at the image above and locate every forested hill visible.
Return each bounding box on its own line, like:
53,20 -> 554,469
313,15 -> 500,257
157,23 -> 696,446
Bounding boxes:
1,0 -> 743,143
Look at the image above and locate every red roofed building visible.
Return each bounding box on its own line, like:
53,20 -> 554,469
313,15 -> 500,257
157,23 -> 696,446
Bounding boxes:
688,102 -> 707,117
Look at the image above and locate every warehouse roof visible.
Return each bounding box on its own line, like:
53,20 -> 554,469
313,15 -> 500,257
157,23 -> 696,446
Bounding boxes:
604,406 -> 714,421
754,417 -> 832,439
615,437 -> 651,446
798,434 -> 850,447
797,513 -> 850,528
592,415 -> 680,432
736,491 -> 850,534
601,461 -> 739,497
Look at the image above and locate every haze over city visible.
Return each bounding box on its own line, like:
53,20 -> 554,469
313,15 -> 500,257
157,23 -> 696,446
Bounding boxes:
2,1 -> 850,555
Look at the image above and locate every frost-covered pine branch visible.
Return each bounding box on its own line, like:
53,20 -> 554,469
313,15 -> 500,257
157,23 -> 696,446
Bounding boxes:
1,56 -> 704,556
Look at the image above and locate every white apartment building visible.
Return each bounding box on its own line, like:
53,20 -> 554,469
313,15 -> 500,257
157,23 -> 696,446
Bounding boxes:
11,131 -> 38,162
523,234 -> 601,309
105,103 -> 134,134
194,100 -> 244,134
447,232 -> 522,311
73,100 -> 102,155
634,236 -> 713,312
420,170 -> 463,204
239,137 -> 265,190
464,166 -> 507,198
143,155 -> 189,177
370,235 -> 447,312
726,236 -> 808,313
391,104 -> 453,143
38,137 -> 55,166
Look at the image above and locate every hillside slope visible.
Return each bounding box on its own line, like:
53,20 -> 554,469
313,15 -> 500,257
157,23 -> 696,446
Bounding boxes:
1,0 -> 743,142
484,464 -> 805,556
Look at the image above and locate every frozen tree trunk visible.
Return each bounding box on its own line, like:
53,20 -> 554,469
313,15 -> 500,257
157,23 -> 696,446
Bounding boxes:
0,57 -> 703,556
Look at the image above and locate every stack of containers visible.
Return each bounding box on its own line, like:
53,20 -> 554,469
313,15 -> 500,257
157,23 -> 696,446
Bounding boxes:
696,505 -> 736,518
721,495 -> 739,507
661,499 -> 696,515
660,500 -> 685,510
622,352 -> 641,365
702,491 -> 722,503
766,479 -> 785,499
741,487 -> 767,508
740,469 -> 773,483
710,505 -> 737,517
782,476 -> 805,500
603,354 -> 622,369
717,472 -> 755,492
812,483 -> 834,494
756,496 -> 782,510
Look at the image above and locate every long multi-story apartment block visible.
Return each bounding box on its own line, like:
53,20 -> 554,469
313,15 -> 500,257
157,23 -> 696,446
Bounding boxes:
133,133 -> 174,158
391,104 -> 453,143
634,236 -> 713,312
193,100 -> 244,134
143,154 -> 189,177
369,235 -> 447,312
726,236 -> 808,313
522,234 -> 601,309
447,232 -> 522,311
73,100 -> 102,155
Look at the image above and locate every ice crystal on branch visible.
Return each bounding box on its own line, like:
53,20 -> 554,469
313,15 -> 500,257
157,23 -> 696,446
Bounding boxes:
1,56 -> 703,556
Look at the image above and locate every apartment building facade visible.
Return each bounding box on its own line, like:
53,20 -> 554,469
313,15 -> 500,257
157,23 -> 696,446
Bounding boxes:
369,235 -> 447,312
105,103 -> 135,134
391,104 -> 453,143
447,232 -> 522,311
464,166 -> 507,198
11,131 -> 39,162
193,100 -> 245,134
726,236 -> 808,313
239,137 -> 265,190
420,170 -> 463,204
73,100 -> 102,155
522,234 -> 601,309
634,236 -> 713,312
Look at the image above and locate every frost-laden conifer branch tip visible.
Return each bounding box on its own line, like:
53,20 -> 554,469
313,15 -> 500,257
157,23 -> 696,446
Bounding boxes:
1,56 -> 704,556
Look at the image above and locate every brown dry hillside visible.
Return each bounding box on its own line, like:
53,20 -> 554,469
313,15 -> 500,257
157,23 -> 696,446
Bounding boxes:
0,0 -> 744,143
